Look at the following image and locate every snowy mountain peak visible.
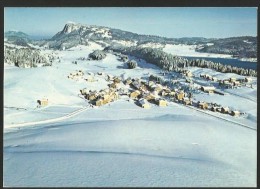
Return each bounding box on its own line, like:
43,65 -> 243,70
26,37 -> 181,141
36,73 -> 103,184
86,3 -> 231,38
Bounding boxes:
62,22 -> 82,34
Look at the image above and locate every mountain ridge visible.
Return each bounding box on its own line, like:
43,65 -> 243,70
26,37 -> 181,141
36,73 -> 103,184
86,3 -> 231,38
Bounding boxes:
4,22 -> 257,59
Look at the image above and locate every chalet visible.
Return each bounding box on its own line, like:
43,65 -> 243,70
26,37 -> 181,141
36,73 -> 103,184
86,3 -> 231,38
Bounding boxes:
223,80 -> 230,84
149,83 -> 157,91
245,77 -> 252,83
108,82 -> 118,89
107,74 -> 114,81
67,74 -> 73,79
138,98 -> 151,109
200,74 -> 206,78
129,90 -> 141,99
183,97 -> 192,105
86,93 -> 97,101
201,86 -> 215,92
208,90 -> 214,95
231,110 -> 240,116
141,85 -> 149,92
152,84 -> 164,93
229,77 -> 236,82
206,75 -> 212,80
131,80 -> 142,90
151,91 -> 159,97
85,90 -> 97,100
168,90 -> 176,97
113,77 -> 121,84
85,76 -> 95,82
211,106 -> 218,112
156,98 -> 168,107
95,99 -> 104,106
232,81 -> 240,86
173,88 -> 179,92
94,90 -> 119,106
133,78 -> 141,82
124,78 -> 133,85
38,98 -> 48,106
143,93 -> 156,101
110,91 -> 119,101
159,90 -> 166,97
212,77 -> 218,82
80,88 -> 90,95
68,70 -> 85,80
76,70 -> 84,76
221,107 -> 229,114
184,70 -> 193,77
198,101 -> 208,110
118,88 -> 129,95
219,80 -> 233,88
148,81 -> 156,88
175,91 -> 185,101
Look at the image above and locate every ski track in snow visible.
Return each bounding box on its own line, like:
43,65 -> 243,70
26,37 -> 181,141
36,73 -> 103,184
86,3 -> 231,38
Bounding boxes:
4,148 -> 214,163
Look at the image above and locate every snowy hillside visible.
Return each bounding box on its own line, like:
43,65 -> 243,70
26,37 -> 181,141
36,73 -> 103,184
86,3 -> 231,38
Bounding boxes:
4,35 -> 257,187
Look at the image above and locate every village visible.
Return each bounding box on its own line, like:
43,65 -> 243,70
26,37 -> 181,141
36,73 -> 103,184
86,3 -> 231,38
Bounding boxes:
35,65 -> 252,118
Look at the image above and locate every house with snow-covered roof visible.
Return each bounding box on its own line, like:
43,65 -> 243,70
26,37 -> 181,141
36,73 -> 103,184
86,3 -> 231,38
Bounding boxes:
156,98 -> 168,107
230,110 -> 240,116
198,101 -> 208,110
129,90 -> 141,99
221,107 -> 229,114
37,98 -> 48,106
138,98 -> 151,109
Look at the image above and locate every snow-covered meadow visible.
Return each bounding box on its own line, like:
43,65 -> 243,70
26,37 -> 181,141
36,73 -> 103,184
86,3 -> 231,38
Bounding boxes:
4,42 -> 257,187
163,44 -> 233,58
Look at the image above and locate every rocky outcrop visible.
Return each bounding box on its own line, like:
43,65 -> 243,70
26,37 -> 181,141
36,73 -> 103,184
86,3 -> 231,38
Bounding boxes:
88,50 -> 107,60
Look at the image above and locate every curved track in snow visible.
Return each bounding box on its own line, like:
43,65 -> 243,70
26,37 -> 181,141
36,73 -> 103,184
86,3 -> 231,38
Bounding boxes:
4,148 -> 213,163
5,106 -> 89,129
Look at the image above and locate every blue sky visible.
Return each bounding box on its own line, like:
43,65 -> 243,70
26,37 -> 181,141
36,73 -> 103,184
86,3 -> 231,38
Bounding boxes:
4,7 -> 257,38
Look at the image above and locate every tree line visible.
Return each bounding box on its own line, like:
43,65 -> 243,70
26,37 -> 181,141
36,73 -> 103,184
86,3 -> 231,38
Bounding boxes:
105,45 -> 257,77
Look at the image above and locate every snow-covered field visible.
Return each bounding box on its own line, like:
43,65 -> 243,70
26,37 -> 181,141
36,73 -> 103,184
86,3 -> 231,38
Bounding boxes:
163,44 -> 232,58
4,42 -> 257,187
163,44 -> 257,62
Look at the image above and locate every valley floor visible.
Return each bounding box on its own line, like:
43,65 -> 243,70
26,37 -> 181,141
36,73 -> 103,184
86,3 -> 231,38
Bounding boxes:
3,42 -> 257,187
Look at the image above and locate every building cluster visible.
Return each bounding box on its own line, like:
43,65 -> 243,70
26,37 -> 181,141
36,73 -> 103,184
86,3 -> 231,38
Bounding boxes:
125,77 -> 190,108
218,77 -> 241,88
199,73 -> 253,89
80,87 -> 119,106
67,70 -> 84,81
67,70 -> 99,82
196,101 -> 240,116
200,74 -> 218,82
74,70 -> 242,117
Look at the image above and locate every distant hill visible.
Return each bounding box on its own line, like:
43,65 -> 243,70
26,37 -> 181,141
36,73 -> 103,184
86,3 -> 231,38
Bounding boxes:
196,36 -> 257,59
4,31 -> 30,39
4,31 -> 32,47
40,23 -> 214,50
